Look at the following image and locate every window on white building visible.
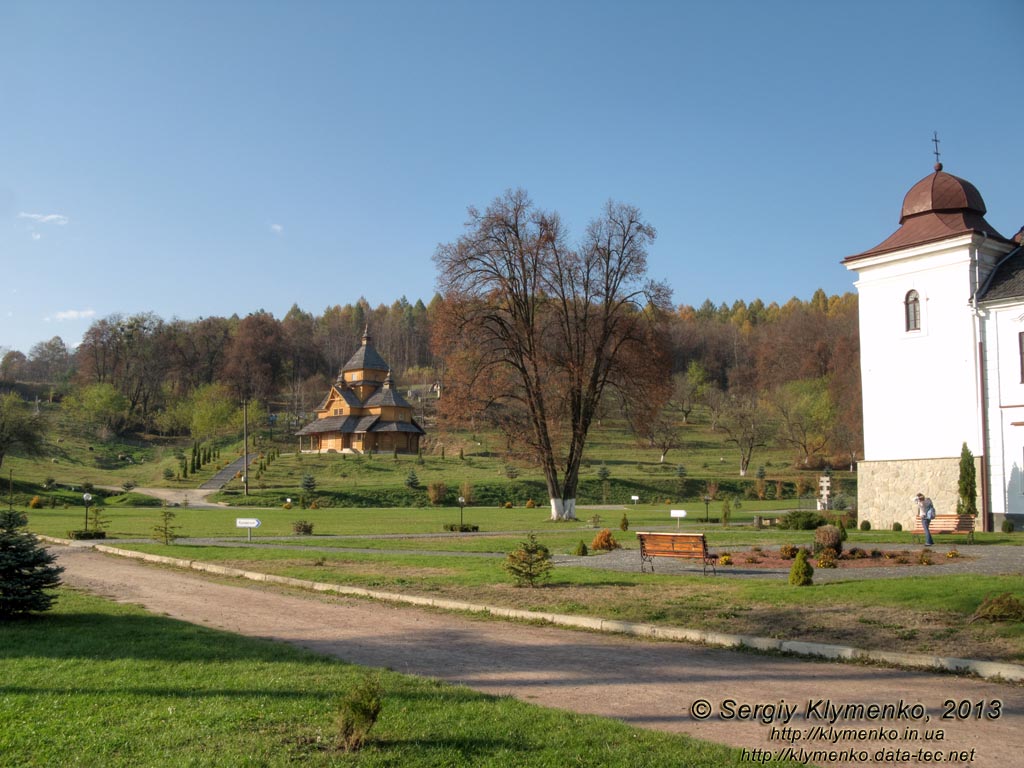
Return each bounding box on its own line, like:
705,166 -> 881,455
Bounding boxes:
905,290 -> 921,332
1019,332 -> 1024,383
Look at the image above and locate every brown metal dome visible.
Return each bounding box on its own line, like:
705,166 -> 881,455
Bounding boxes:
844,165 -> 1009,264
900,164 -> 987,223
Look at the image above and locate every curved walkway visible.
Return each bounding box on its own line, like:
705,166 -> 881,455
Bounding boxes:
52,545 -> 1024,768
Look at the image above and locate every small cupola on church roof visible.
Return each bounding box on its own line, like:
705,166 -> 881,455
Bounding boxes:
341,326 -> 390,373
845,163 -> 1009,263
365,369 -> 414,408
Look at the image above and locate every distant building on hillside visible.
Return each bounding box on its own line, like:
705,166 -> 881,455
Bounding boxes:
295,328 -> 425,454
844,162 -> 1023,532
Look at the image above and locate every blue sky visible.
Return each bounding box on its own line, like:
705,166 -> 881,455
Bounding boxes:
2,0 -> 1022,354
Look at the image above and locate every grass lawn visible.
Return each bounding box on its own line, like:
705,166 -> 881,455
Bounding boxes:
0,589 -> 803,767
100,537 -> 1024,664
25,502 -> 1024,662
26,502 -> 1017,544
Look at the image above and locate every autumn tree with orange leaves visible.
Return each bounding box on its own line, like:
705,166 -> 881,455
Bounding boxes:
433,189 -> 671,520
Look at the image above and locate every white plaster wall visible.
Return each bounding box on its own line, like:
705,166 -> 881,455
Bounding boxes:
980,303 -> 1024,518
852,238 -> 981,462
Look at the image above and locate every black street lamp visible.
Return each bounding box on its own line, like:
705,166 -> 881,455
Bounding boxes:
83,492 -> 93,530
458,496 -> 466,529
703,494 -> 711,523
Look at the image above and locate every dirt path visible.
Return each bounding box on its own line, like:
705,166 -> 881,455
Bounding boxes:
55,546 -> 1024,768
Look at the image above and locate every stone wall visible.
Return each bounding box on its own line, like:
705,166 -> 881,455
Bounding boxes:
858,457 -> 980,531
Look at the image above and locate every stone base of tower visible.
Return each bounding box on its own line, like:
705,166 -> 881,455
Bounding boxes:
857,457 -> 971,531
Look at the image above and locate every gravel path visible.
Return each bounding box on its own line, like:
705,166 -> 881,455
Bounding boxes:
54,545 -> 1024,768
555,543 -> 1024,582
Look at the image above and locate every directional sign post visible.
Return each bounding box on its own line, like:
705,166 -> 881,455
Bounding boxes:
670,509 -> 687,530
236,517 -> 261,542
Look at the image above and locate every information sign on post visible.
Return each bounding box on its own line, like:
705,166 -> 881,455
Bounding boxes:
631,495 -> 639,505
670,509 -> 687,529
236,518 -> 262,542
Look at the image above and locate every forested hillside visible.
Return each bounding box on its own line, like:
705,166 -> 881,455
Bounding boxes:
0,289 -> 860,469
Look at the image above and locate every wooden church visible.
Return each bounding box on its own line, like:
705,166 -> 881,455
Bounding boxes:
295,328 -> 425,454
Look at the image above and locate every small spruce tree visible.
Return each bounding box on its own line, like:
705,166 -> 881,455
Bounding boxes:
405,469 -> 419,489
0,511 -> 64,617
336,673 -> 383,752
301,474 -> 317,496
503,533 -> 553,587
153,508 -> 180,545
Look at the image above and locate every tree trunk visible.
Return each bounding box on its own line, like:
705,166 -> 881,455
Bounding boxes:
549,498 -> 577,521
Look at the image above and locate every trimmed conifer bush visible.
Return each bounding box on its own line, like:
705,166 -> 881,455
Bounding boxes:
0,510 -> 64,617
590,528 -> 621,551
788,548 -> 814,586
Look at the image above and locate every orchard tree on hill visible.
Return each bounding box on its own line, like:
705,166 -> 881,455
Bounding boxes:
433,189 -> 671,520
0,393 -> 47,471
718,388 -> 774,477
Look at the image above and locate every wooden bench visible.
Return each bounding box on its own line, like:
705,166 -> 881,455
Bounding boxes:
911,515 -> 975,544
635,532 -> 717,575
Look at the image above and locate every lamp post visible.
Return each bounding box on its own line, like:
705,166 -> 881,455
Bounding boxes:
458,496 -> 466,529
703,494 -> 711,523
83,493 -> 93,530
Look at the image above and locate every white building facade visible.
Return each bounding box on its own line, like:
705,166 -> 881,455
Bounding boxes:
844,164 -> 1021,531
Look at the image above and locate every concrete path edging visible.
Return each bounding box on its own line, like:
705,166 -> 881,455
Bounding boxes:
42,536 -> 1024,683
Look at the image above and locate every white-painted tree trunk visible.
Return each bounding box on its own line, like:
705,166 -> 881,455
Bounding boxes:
549,498 -> 577,521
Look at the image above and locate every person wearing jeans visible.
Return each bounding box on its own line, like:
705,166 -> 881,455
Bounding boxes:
915,492 -> 935,545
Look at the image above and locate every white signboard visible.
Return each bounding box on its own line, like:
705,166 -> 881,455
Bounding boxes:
235,518 -> 262,529
670,510 -> 687,518
631,495 -> 639,501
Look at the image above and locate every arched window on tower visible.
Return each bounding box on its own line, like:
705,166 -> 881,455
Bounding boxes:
905,290 -> 921,332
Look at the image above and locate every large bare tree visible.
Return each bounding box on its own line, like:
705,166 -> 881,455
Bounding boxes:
433,189 -> 670,520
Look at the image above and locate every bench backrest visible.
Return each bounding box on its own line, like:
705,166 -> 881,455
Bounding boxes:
636,532 -> 708,556
912,515 -> 975,533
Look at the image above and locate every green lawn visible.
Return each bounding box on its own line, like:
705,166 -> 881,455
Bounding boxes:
0,590 -> 803,767
95,535 -> 1024,663
23,502 -> 1017,548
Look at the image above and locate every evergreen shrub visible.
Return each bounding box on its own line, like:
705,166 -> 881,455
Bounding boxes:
789,549 -> 814,586
1,511 -> 64,617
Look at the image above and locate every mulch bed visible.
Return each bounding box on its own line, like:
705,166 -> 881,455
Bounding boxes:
717,547 -> 963,569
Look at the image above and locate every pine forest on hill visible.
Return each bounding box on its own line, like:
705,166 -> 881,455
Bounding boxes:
0,290 -> 860,508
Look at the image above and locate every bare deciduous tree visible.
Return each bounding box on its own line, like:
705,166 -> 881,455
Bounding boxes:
433,189 -> 670,520
718,388 -> 774,477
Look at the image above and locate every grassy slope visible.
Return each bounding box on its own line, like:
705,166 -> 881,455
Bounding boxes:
0,590 -> 802,768
4,404 -> 855,509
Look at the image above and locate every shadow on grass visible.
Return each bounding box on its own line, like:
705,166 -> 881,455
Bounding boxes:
0,607 -> 312,663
